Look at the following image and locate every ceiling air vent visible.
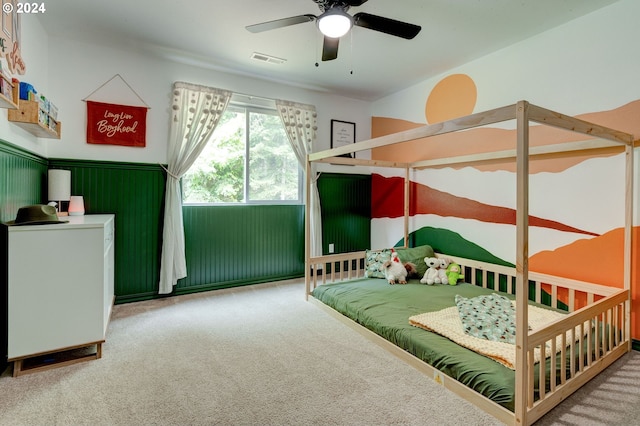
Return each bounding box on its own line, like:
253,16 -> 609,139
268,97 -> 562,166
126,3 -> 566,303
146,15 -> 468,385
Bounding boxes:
251,52 -> 286,65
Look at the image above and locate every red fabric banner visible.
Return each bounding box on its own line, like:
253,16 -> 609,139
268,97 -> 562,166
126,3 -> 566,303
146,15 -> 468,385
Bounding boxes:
86,101 -> 147,147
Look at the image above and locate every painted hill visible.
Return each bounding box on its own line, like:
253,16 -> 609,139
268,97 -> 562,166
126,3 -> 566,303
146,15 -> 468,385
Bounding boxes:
373,174 -> 598,237
395,226 -> 512,267
529,226 -> 638,337
371,100 -> 640,173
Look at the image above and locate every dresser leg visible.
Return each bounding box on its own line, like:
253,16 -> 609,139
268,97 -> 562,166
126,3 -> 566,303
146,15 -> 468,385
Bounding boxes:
12,359 -> 22,377
9,341 -> 105,377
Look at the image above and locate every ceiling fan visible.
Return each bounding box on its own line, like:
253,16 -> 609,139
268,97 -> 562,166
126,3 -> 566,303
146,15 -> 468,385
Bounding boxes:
246,0 -> 422,61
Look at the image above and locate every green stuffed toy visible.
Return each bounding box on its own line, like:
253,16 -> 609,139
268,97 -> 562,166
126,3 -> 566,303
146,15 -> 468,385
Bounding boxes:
446,261 -> 463,285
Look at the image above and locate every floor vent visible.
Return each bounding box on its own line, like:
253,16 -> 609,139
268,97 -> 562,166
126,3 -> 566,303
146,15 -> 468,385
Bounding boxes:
251,52 -> 286,65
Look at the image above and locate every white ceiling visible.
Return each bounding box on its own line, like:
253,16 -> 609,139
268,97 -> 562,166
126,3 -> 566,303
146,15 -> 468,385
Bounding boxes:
39,0 -> 620,101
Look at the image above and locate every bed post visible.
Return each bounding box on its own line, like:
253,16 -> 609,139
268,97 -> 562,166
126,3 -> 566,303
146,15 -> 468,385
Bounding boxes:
624,139 -> 634,348
404,166 -> 410,248
514,100 -> 530,425
305,156 -> 312,300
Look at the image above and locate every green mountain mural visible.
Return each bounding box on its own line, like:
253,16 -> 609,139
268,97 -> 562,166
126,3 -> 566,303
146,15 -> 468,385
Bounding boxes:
395,226 -> 513,267
397,226 -> 562,306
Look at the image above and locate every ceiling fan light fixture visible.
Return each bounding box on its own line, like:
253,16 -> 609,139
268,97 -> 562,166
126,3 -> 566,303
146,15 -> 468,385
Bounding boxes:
318,8 -> 353,38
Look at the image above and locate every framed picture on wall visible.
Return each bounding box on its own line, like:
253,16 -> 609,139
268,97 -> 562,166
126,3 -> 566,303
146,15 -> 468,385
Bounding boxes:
330,119 -> 355,158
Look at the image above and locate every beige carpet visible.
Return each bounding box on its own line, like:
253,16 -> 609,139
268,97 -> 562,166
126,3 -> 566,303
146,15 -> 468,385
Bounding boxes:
0,279 -> 638,426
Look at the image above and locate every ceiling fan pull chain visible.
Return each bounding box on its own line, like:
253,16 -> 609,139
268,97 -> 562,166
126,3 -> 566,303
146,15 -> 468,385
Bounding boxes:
315,28 -> 320,67
349,29 -> 354,74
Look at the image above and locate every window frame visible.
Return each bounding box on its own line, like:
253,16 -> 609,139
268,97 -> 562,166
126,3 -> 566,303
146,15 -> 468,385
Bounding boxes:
182,101 -> 303,206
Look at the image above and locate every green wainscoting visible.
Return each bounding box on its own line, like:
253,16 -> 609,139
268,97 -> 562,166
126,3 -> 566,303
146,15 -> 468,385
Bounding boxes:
317,173 -> 371,254
0,141 -> 48,222
180,204 -> 305,293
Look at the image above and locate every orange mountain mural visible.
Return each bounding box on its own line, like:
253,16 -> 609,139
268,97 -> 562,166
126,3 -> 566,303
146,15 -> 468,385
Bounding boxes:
371,174 -> 598,237
371,100 -> 640,173
529,227 -> 639,338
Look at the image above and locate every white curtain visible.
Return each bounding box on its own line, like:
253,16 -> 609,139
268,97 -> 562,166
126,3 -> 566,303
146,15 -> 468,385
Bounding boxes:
159,82 -> 232,294
275,100 -> 322,257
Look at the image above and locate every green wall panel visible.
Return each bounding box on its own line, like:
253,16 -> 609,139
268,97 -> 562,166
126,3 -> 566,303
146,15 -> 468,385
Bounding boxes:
0,141 -> 47,222
317,173 -> 371,254
180,204 -> 305,293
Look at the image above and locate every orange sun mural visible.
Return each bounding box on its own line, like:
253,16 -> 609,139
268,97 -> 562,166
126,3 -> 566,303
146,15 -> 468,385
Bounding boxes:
425,74 -> 477,124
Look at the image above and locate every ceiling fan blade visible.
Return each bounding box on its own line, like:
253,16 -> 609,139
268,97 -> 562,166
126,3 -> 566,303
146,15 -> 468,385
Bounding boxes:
314,0 -> 367,9
322,36 -> 339,61
353,12 -> 421,39
246,14 -> 316,33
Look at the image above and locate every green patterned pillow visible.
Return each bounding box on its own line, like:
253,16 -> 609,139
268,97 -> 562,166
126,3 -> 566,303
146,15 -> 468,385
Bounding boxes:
364,248 -> 392,278
455,293 -> 517,344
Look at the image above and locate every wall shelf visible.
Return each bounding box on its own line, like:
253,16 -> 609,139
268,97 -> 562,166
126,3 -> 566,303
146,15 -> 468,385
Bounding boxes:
7,84 -> 61,139
0,74 -> 18,109
8,100 -> 61,138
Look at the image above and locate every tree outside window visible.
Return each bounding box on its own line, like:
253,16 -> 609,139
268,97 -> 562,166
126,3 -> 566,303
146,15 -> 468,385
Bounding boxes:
182,104 -> 301,204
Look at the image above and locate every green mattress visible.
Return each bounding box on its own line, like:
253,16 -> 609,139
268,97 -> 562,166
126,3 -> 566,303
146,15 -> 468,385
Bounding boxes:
312,278 -> 522,411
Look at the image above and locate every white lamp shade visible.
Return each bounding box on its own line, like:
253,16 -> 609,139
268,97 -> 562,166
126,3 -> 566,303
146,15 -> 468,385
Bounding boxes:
48,169 -> 71,201
318,10 -> 352,38
68,196 -> 85,216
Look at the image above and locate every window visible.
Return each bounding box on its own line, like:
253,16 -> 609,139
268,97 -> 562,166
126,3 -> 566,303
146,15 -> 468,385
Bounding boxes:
182,101 -> 301,204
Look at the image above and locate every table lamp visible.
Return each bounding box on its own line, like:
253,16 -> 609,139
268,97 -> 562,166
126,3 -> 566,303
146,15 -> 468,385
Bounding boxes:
48,169 -> 71,216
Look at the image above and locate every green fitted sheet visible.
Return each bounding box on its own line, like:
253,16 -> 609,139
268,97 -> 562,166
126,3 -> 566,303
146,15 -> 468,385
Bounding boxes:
312,279 -> 519,411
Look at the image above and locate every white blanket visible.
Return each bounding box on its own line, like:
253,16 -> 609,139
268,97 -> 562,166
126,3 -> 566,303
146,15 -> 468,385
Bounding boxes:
409,302 -> 574,369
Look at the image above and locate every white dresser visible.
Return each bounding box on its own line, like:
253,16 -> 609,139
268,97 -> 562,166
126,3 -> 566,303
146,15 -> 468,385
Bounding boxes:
3,214 -> 114,376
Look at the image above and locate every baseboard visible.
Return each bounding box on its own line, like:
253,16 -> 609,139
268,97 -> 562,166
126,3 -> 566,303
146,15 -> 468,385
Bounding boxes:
115,273 -> 305,304
632,339 -> 640,352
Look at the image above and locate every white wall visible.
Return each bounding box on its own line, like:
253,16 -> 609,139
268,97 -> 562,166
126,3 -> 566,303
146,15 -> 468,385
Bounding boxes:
35,35 -> 372,164
0,14 -> 50,156
0,16 -> 372,163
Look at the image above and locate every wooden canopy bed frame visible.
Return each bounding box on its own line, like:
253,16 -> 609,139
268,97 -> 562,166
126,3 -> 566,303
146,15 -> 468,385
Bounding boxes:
304,101 -> 634,425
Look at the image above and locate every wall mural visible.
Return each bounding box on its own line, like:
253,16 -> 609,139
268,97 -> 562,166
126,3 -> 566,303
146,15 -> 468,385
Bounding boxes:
370,74 -> 639,338
424,74 -> 476,124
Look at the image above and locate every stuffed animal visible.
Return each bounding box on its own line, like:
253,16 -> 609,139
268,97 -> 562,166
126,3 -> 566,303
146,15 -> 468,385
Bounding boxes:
437,257 -> 450,285
380,251 -> 408,285
420,257 -> 440,285
446,261 -> 463,285
404,261 -> 418,279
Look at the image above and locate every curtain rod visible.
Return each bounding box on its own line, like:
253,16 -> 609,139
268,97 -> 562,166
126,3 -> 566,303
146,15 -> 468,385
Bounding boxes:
231,92 -> 275,103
